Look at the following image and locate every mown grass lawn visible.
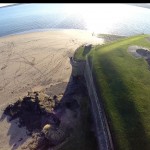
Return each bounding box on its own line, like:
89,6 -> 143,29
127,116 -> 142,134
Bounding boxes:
87,34 -> 150,150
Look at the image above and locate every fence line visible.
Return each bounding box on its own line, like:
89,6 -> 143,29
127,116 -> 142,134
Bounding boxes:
70,56 -> 114,150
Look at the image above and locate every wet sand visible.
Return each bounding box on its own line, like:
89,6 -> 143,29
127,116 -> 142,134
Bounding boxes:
0,29 -> 104,150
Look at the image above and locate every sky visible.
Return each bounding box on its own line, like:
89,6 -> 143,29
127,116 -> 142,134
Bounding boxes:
1,3 -> 150,8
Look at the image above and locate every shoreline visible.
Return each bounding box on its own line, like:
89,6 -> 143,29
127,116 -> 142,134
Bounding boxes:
0,28 -> 90,39
0,28 -> 128,39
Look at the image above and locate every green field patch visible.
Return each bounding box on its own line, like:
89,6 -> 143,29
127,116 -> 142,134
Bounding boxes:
74,44 -> 92,61
86,34 -> 150,150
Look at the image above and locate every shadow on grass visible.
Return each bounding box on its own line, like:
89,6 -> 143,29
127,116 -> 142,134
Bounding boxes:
83,44 -> 92,56
89,53 -> 150,150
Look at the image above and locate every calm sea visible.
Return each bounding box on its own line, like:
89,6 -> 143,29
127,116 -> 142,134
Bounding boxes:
0,3 -> 150,37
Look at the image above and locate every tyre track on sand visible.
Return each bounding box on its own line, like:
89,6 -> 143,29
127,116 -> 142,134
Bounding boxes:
42,54 -> 67,83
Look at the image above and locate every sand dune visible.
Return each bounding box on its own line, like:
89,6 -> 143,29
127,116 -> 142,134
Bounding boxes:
0,29 -> 104,150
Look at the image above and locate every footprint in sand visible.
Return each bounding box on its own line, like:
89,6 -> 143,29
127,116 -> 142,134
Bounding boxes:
1,64 -> 7,70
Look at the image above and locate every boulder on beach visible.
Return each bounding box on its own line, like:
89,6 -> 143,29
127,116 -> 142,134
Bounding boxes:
42,122 -> 71,145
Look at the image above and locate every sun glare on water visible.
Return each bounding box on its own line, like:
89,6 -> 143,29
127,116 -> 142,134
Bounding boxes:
64,4 -> 136,34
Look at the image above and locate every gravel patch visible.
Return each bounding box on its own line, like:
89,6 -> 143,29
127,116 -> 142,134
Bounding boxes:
127,45 -> 143,58
128,45 -> 150,68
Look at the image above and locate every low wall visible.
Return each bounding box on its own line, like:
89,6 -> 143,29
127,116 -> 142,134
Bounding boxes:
84,58 -> 114,150
70,57 -> 86,77
70,56 -> 114,150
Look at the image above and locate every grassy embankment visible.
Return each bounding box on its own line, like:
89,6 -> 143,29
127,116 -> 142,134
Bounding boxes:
98,34 -> 126,43
74,44 -> 86,61
74,34 -> 150,150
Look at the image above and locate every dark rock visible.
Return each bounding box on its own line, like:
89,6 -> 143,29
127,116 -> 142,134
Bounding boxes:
65,99 -> 79,110
18,138 -> 23,142
53,95 -> 57,99
3,92 -> 60,133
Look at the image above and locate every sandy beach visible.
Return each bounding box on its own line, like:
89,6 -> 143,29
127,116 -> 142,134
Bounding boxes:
0,29 -> 104,106
0,29 -> 104,150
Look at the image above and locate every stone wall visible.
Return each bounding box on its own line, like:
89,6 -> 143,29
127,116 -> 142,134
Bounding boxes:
84,58 -> 114,150
70,57 -> 85,77
70,56 -> 114,150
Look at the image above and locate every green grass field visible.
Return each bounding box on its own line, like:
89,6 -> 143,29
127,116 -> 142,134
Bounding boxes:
74,44 -> 87,61
75,34 -> 150,150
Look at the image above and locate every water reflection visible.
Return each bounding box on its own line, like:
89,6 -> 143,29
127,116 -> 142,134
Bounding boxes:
0,4 -> 150,36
